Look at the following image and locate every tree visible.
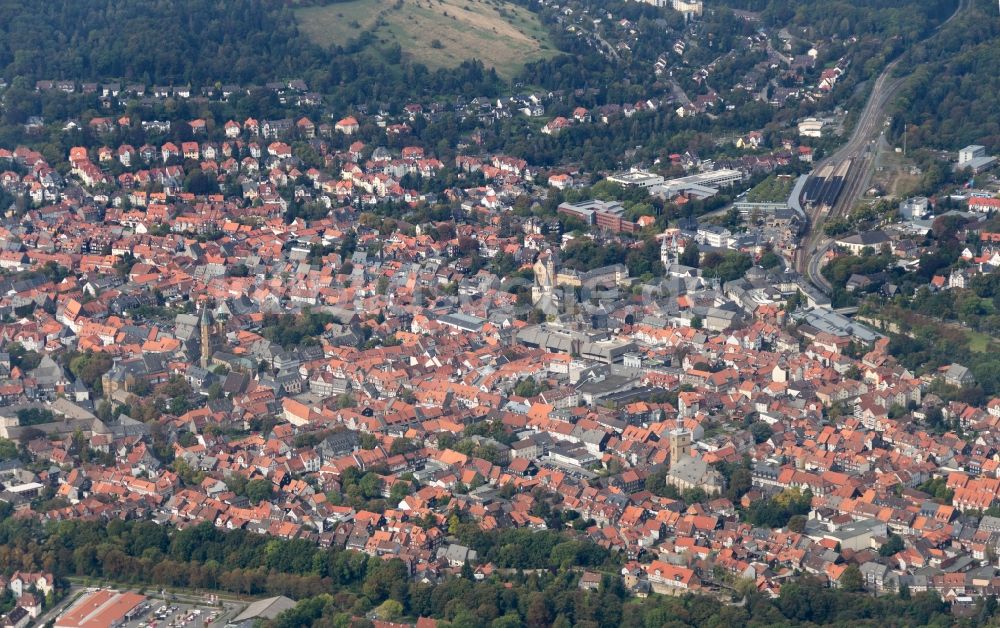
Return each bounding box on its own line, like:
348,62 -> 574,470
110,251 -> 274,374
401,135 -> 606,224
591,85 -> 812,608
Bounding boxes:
168,395 -> 191,416
374,599 -> 403,621
879,534 -> 904,557
336,393 -> 357,409
0,439 -> 17,462
68,351 -> 113,391
746,488 -> 812,528
492,614 -> 523,628
207,382 -> 224,400
925,406 -> 945,431
701,251 -> 753,282
245,479 -> 273,504
172,458 -> 206,486
723,465 -> 752,503
184,169 -> 218,195
840,565 -> 864,592
758,251 -> 782,269
785,290 -> 802,312
787,515 -> 807,533
7,343 -> 41,371
679,241 -> 700,267
358,473 -> 381,500
16,408 -> 54,426
362,558 -> 408,604
917,476 -> 953,502
389,438 -> 416,456
526,592 -> 551,628
513,377 -> 546,398
749,421 -> 773,444
227,263 -> 250,277
388,481 -> 409,505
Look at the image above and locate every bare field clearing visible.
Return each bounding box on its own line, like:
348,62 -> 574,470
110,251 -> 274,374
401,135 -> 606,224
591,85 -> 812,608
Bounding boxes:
296,0 -> 554,78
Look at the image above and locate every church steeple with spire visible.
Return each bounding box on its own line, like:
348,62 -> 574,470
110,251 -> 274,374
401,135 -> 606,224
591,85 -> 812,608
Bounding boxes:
661,231 -> 679,270
200,304 -> 214,369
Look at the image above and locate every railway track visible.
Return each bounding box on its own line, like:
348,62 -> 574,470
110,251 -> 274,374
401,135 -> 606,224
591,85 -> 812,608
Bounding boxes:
794,0 -> 968,290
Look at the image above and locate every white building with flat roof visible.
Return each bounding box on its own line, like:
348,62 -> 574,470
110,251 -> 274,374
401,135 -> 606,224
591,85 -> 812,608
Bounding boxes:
607,170 -> 664,188
959,145 -> 986,164
650,169 -> 743,200
672,0 -> 703,17
798,118 -> 824,138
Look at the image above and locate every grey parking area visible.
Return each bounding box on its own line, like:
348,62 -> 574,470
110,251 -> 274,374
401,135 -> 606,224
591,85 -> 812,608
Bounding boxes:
122,596 -> 245,628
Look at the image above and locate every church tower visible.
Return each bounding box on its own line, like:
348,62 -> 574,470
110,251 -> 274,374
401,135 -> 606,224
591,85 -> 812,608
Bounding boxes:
200,305 -> 214,369
661,232 -> 680,270
669,421 -> 692,465
531,249 -> 557,306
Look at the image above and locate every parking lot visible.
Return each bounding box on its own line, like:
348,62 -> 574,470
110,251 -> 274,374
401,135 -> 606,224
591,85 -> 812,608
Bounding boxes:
123,597 -> 245,628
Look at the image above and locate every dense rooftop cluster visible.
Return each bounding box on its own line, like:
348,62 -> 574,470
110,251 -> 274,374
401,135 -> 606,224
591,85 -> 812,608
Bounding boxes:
0,91 -> 996,611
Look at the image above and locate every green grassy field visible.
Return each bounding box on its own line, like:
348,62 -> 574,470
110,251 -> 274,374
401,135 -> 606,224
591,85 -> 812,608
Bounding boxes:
296,0 -> 554,79
967,330 -> 993,353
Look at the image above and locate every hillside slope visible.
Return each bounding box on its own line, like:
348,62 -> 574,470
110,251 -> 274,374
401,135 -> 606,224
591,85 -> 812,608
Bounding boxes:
295,0 -> 553,78
888,0 -> 1000,151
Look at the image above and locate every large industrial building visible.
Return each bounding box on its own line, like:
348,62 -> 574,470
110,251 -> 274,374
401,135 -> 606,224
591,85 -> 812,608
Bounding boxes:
55,589 -> 147,628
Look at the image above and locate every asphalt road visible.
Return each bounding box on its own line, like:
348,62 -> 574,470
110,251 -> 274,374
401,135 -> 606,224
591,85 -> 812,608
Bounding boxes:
35,587 -> 86,626
795,0 -> 968,291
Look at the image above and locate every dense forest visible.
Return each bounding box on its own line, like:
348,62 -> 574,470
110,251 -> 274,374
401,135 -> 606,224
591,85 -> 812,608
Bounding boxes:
721,0 -> 955,40
0,1 -> 325,85
0,0 -> 502,111
888,0 -> 1000,151
0,511 -> 973,627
